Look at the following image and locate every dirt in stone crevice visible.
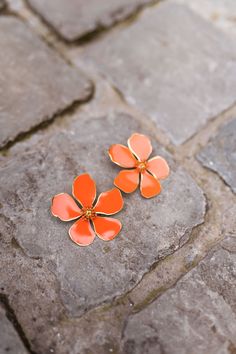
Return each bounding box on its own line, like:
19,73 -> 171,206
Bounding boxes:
0,84 -> 94,152
0,293 -> 37,354
112,160 -> 234,315
23,0 -> 163,45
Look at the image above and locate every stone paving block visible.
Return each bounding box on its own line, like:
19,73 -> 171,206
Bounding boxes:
197,119 -> 236,194
0,16 -> 92,148
175,0 -> 236,37
77,2 -> 236,145
0,303 -> 27,354
0,111 -> 206,317
0,211 -> 66,353
27,0 -> 156,41
122,235 -> 236,354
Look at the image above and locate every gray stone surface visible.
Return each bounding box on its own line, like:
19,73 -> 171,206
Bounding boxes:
175,0 -> 236,37
27,0 -> 156,41
0,215 -> 66,353
0,304 -> 27,354
78,2 -> 236,145
0,0 -> 5,10
197,119 -> 236,194
122,235 -> 236,354
0,111 -> 205,317
0,16 -> 92,148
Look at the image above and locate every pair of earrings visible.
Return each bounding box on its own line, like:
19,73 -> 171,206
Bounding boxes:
51,133 -> 170,247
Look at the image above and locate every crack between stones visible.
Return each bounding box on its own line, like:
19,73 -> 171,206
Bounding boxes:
23,0 -> 163,45
120,236 -> 228,341
175,103 -> 236,157
179,155 -> 236,207
0,86 -> 94,152
69,184 -> 226,323
67,218 -> 207,321
0,294 -> 37,354
4,11 -> 73,68
71,153 -> 235,322
125,219 -> 208,311
0,9 -> 79,68
196,160 -> 236,195
176,99 -> 236,148
1,1 -> 235,349
62,211 -> 209,323
1,104 -> 234,327
119,182 -> 233,327
88,74 -> 236,164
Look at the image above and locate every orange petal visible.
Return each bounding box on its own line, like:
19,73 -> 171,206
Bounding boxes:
109,144 -> 136,168
128,133 -> 152,161
114,169 -> 139,193
69,218 -> 95,246
94,188 -> 124,215
73,173 -> 96,208
93,216 -> 122,241
147,156 -> 170,180
51,193 -> 82,221
140,171 -> 161,198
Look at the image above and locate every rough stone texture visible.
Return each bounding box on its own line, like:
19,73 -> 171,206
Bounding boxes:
122,235 -> 236,354
175,0 -> 236,37
27,0 -> 156,41
0,304 -> 27,354
0,16 -> 92,148
197,119 -> 236,194
0,213 -> 67,353
77,2 -> 236,145
0,111 -> 205,317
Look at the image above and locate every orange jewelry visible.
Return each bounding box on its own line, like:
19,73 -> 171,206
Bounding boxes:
51,173 -> 124,246
109,133 -> 170,198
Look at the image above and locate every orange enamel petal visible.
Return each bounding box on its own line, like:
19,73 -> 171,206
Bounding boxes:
128,133 -> 152,161
69,218 -> 95,246
93,216 -> 122,241
94,188 -> 124,215
147,156 -> 170,180
140,171 -> 162,198
109,144 -> 136,168
51,193 -> 82,221
73,173 -> 96,208
114,169 -> 139,193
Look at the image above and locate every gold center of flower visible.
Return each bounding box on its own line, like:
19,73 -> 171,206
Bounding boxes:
82,207 -> 96,220
136,161 -> 147,172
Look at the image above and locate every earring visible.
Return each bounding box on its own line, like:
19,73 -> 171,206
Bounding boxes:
51,173 -> 124,247
109,133 -> 170,198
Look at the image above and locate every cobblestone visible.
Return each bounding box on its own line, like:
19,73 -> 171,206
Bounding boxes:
27,0 -> 157,41
197,119 -> 236,194
0,16 -> 92,148
0,1 -> 235,352
77,2 -> 236,145
0,211 -> 66,352
0,111 -> 205,318
122,235 -> 236,354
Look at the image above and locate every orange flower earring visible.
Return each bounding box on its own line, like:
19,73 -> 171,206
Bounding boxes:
51,173 -> 124,246
109,133 -> 170,198
51,134 -> 169,246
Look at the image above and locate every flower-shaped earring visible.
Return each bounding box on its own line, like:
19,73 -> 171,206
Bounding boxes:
51,133 -> 170,246
109,133 -> 170,198
51,173 -> 123,246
